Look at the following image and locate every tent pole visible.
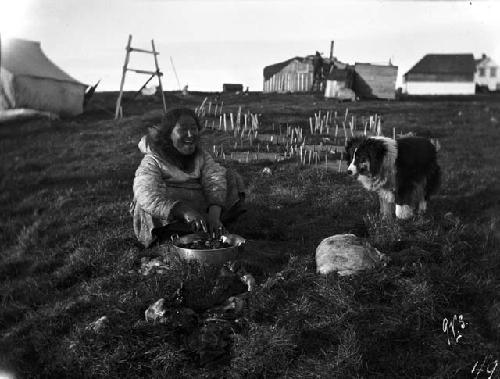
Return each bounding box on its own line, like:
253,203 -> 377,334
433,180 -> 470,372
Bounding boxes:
151,39 -> 167,114
170,56 -> 182,91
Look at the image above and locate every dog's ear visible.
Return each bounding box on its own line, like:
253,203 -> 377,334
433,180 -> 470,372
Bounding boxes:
344,140 -> 353,162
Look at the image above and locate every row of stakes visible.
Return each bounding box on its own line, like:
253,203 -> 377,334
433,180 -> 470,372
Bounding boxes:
194,95 -> 382,135
195,97 -> 226,118
200,109 -> 386,149
213,141 -> 347,172
195,98 -> 405,171
308,108 -> 383,138
196,96 -> 387,144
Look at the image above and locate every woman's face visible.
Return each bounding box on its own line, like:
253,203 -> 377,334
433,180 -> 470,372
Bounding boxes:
170,115 -> 199,155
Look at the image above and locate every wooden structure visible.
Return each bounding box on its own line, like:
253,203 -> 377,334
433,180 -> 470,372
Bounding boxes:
324,68 -> 355,100
263,57 -> 313,93
222,83 -> 243,92
403,54 -> 475,95
263,56 -> 349,94
115,35 -> 166,119
353,63 -> 398,100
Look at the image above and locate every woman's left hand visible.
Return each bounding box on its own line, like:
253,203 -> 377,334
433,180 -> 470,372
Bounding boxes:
207,205 -> 224,234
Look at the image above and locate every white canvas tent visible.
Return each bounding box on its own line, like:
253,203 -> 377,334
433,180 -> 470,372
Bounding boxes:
0,37 -> 87,117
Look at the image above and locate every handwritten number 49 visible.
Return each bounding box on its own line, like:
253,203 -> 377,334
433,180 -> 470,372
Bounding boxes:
472,356 -> 498,379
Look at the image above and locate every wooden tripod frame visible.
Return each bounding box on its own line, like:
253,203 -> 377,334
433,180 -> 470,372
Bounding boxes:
114,34 -> 167,119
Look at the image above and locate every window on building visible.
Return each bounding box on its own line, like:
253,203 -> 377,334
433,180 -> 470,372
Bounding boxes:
491,67 -> 497,77
479,68 -> 485,77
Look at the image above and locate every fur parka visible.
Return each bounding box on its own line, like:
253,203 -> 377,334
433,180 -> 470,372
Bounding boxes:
132,137 -> 242,247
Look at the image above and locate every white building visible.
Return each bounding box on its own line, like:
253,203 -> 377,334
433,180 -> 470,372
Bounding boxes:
403,54 -> 475,95
475,54 -> 500,91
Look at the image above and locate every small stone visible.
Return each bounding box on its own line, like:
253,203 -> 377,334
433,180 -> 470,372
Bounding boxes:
86,315 -> 108,333
241,274 -> 256,291
139,258 -> 169,276
262,167 -> 272,176
145,298 -> 167,322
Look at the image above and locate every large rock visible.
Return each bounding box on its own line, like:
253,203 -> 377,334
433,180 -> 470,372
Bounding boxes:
316,234 -> 386,276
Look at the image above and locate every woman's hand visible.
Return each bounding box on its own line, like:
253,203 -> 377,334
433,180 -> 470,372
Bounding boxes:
173,203 -> 207,232
207,205 -> 224,235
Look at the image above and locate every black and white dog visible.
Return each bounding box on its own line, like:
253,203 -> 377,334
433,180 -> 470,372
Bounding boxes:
345,136 -> 441,219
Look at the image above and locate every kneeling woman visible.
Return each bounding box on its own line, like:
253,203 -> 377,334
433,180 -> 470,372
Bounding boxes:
132,107 -> 245,247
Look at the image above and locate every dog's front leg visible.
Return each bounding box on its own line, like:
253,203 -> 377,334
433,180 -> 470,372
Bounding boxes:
395,204 -> 414,219
417,199 -> 427,214
395,185 -> 414,220
378,190 -> 395,219
379,194 -> 394,219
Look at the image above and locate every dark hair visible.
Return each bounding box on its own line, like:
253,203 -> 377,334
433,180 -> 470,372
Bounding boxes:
146,107 -> 201,170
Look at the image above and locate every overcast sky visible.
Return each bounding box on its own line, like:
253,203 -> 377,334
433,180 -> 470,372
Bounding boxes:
1,0 -> 499,91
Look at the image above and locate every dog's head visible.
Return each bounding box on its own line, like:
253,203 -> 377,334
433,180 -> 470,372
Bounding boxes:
344,137 -> 365,165
346,138 -> 386,179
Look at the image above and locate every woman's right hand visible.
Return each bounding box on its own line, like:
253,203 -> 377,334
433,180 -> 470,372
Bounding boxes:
173,203 -> 207,232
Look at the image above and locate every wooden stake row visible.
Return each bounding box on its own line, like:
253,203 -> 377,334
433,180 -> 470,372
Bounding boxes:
305,108 -> 384,138
195,97 -> 224,117
212,142 -> 346,172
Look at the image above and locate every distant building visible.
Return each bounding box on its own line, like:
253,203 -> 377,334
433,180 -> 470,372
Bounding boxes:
263,56 -> 316,93
263,56 -> 348,93
475,54 -> 500,91
324,68 -> 355,100
222,84 -> 243,93
353,63 -> 398,100
263,55 -> 397,100
403,54 -> 476,95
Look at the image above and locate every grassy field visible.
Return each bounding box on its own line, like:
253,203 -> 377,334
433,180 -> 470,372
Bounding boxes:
1,91 -> 500,378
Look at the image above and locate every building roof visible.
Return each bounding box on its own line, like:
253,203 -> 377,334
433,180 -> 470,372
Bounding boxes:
475,54 -> 498,68
475,54 -> 488,66
263,55 -> 348,80
405,54 -> 475,76
263,56 -> 309,80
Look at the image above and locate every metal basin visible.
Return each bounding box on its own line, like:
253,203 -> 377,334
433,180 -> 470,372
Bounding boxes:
171,233 -> 246,265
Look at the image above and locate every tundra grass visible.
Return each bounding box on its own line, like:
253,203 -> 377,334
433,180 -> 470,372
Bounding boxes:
1,93 -> 499,378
